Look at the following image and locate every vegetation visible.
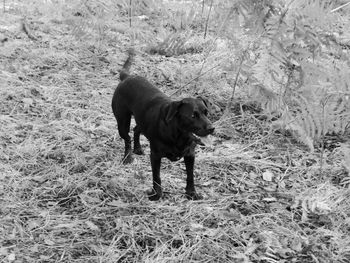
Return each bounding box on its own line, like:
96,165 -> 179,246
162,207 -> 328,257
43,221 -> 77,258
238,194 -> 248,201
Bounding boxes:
0,0 -> 349,262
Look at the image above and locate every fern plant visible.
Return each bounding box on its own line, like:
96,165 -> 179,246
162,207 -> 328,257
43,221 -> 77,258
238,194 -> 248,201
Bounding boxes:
66,0 -> 206,55
233,0 -> 350,151
66,0 -> 161,43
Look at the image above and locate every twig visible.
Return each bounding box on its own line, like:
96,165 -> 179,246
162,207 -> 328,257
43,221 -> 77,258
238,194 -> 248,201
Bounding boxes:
201,0 -> 205,16
223,55 -> 245,115
129,0 -> 132,27
331,2 -> 350,13
193,7 -> 233,89
203,0 -> 213,39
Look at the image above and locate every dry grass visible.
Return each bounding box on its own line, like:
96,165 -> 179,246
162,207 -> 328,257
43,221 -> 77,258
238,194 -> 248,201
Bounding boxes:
1,3 -> 350,263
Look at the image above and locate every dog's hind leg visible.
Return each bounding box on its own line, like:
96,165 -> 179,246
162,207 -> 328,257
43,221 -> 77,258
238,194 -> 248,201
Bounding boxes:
133,125 -> 144,155
116,111 -> 133,164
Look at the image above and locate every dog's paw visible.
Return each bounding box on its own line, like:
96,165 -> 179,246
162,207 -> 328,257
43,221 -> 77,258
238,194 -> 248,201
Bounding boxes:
146,188 -> 162,201
133,148 -> 145,155
185,191 -> 203,200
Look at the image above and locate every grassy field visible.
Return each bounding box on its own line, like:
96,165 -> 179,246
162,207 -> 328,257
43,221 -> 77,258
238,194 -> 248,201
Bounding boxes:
1,2 -> 350,263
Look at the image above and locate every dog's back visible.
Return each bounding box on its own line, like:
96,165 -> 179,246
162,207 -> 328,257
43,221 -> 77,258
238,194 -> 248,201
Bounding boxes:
112,49 -> 170,136
114,48 -> 170,118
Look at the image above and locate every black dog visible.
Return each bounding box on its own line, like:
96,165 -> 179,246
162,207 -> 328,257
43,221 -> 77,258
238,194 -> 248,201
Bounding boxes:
112,49 -> 214,200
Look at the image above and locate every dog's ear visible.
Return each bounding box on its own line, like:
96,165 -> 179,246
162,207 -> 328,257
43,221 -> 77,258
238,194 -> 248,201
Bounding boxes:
165,101 -> 182,124
196,96 -> 209,108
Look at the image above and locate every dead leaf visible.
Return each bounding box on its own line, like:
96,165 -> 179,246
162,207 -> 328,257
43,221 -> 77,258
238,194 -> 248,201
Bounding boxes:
22,98 -> 34,106
8,253 -> 16,262
278,180 -> 286,189
30,244 -> 39,253
262,197 -> 277,202
44,239 -> 55,246
310,200 -> 331,214
85,220 -> 99,231
262,170 -> 274,181
204,228 -> 217,237
245,180 -> 258,188
189,222 -> 204,231
277,247 -> 295,258
291,239 -> 303,252
202,181 -> 212,186
27,219 -> 41,230
40,255 -> 51,260
263,185 -> 277,191
31,175 -> 48,184
79,193 -> 101,205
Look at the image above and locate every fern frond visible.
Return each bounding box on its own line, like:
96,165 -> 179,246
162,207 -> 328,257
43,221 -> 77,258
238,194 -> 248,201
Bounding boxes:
264,12 -> 283,39
238,0 -> 350,151
324,94 -> 350,135
338,143 -> 350,173
151,30 -> 193,56
252,46 -> 287,92
292,183 -> 344,222
289,0 -> 338,31
116,0 -> 161,16
251,85 -> 282,116
276,90 -> 350,151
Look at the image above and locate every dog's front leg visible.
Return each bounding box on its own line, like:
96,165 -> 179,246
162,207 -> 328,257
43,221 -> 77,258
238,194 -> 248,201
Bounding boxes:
184,155 -> 203,200
147,152 -> 163,201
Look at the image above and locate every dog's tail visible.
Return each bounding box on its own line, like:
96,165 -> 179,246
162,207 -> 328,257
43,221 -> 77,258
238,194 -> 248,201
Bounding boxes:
119,48 -> 135,81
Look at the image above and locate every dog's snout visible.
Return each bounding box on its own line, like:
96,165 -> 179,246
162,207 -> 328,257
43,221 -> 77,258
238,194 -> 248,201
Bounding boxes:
195,124 -> 214,137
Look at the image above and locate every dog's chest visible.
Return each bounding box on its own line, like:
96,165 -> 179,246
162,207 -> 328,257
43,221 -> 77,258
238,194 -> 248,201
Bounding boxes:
154,139 -> 196,161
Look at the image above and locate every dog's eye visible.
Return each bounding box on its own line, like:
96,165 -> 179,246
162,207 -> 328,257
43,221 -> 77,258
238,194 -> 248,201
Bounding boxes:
192,112 -> 198,118
203,110 -> 208,116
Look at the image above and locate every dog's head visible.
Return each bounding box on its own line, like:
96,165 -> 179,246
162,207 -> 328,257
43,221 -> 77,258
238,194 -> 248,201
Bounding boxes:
165,97 -> 214,137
